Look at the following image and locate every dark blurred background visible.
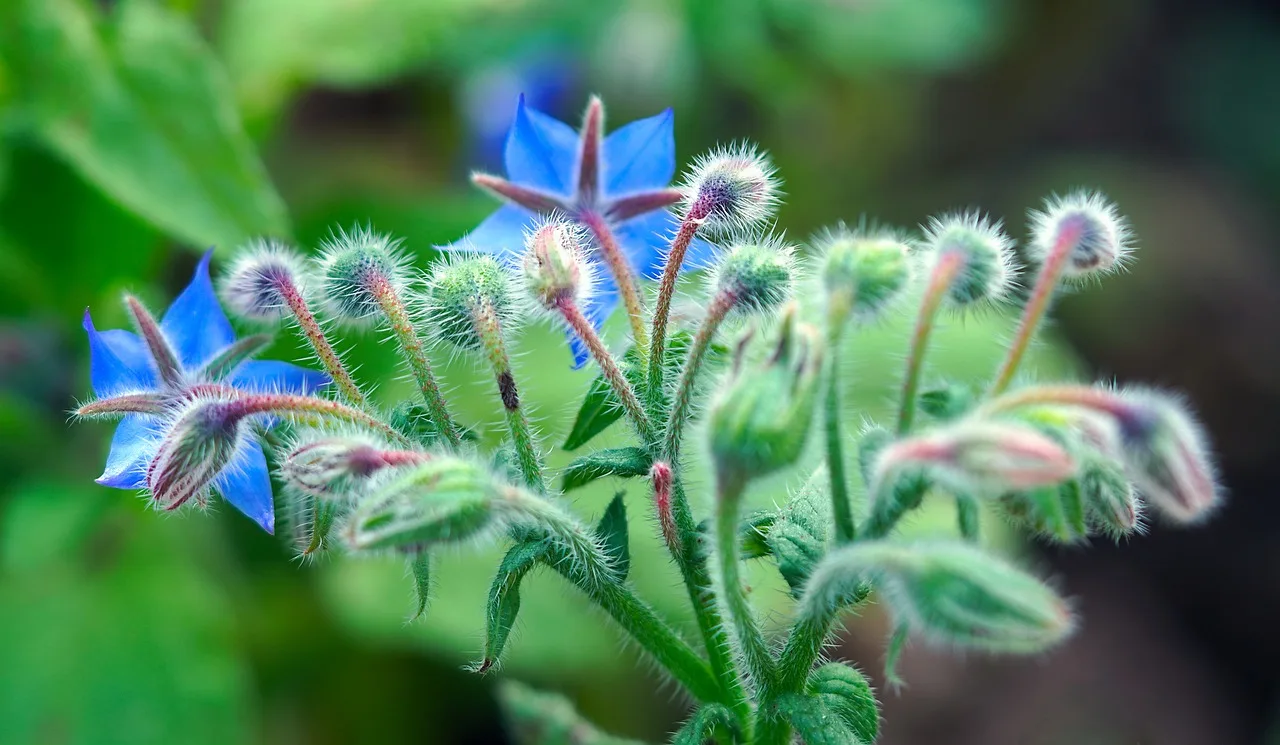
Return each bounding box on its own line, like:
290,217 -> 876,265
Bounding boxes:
2,0 -> 1279,743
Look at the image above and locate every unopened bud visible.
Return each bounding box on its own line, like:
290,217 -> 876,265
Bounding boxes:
682,144 -> 779,233
709,307 -> 823,486
1079,456 -> 1144,538
1028,191 -> 1132,279
282,432 -> 429,499
1113,389 -> 1219,523
425,256 -> 515,350
997,482 -> 1089,544
222,240 -> 308,320
923,211 -> 1016,306
712,238 -> 796,314
873,420 -> 1075,500
343,457 -> 499,552
318,226 -> 409,322
819,227 -> 913,322
146,397 -> 243,510
521,219 -> 592,309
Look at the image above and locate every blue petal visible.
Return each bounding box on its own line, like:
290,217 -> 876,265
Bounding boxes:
214,438 -> 275,533
566,285 -> 619,369
614,210 -> 719,281
504,95 -> 579,195
604,108 -> 675,195
438,203 -> 537,260
84,310 -> 157,396
96,415 -> 161,489
229,361 -> 329,396
161,250 -> 236,370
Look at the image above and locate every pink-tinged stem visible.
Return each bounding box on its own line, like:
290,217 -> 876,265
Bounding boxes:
664,289 -> 736,464
274,278 -> 368,408
472,173 -> 567,215
981,384 -> 1131,418
576,97 -> 603,203
897,251 -> 966,435
648,206 -> 709,407
124,296 -> 183,386
580,210 -> 649,352
555,296 -> 654,443
990,220 -> 1085,395
222,393 -> 408,444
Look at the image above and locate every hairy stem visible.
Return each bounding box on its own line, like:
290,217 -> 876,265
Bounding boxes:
372,278 -> 460,448
220,393 -> 408,445
581,210 -> 649,353
714,472 -> 777,696
664,289 -> 735,465
648,204 -> 709,408
472,301 -> 543,491
990,220 -> 1084,395
554,296 -> 654,443
896,251 -> 964,435
825,354 -> 856,544
275,278 -> 368,408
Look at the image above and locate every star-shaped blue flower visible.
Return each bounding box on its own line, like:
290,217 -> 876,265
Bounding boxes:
443,95 -> 713,367
83,251 -> 327,533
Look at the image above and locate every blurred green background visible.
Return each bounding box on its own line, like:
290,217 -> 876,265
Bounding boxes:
2,0 -> 1280,743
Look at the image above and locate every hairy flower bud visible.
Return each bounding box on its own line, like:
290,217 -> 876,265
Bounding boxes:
318,226 -> 409,322
222,240 -> 308,320
682,144 -> 779,233
1113,389 -> 1219,523
1079,456 -> 1144,538
521,219 -> 593,309
146,397 -> 243,510
343,457 -> 499,552
282,432 -> 429,499
711,238 -> 796,314
819,227 -> 913,322
709,307 -> 823,486
1028,191 -> 1132,279
425,256 -> 516,350
922,211 -> 1016,306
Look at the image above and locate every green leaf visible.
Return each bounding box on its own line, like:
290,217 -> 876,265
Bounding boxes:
497,680 -> 644,745
768,466 -> 832,597
740,509 -> 777,559
775,693 -> 862,745
0,0 -> 289,250
561,447 -> 652,492
480,540 -> 550,671
594,493 -> 630,581
671,703 -> 738,745
408,551 -> 433,621
806,663 -> 879,744
919,382 -> 975,421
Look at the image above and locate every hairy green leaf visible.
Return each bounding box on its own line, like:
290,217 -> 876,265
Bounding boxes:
740,509 -> 776,559
498,681 -> 644,745
408,551 -> 433,621
768,466 -> 832,597
595,493 -> 631,581
561,447 -> 652,492
479,540 -> 550,670
807,663 -> 879,744
671,703 -> 737,745
776,693 -> 862,745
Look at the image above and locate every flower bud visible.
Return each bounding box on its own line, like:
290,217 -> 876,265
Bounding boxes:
146,397 -> 243,510
1113,389 -> 1219,523
711,238 -> 796,314
342,457 -> 499,552
819,227 -> 913,322
1079,456 -> 1144,538
1028,191 -> 1132,279
682,144 -> 779,233
282,431 -> 429,499
873,420 -> 1075,500
708,307 -> 823,486
996,482 -> 1089,544
222,240 -> 308,320
521,219 -> 593,309
425,256 -> 516,350
922,211 -> 1016,306
318,226 -> 409,322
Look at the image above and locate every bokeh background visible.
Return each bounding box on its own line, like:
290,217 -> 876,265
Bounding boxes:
2,0 -> 1279,743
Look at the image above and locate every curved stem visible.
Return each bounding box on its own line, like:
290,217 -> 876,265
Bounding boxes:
896,251 -> 964,435
221,393 -> 409,445
648,209 -> 707,408
472,301 -> 543,491
372,279 -> 460,448
825,354 -> 856,543
714,472 -> 776,694
989,221 -> 1084,395
664,289 -> 735,465
554,296 -> 654,443
274,278 -> 368,408
581,210 -> 649,354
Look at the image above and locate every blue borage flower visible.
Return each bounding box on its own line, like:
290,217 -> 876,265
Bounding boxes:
442,95 -> 715,367
83,251 -> 328,533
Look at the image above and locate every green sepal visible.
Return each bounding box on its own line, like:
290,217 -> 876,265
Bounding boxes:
956,494 -> 981,542
918,382 -> 975,422
740,509 -> 777,559
497,681 -> 644,745
671,703 -> 738,745
998,480 -> 1088,544
201,333 -> 273,381
388,401 -> 478,446
767,467 -> 832,598
775,693 -> 862,745
883,623 -> 910,689
807,663 -> 879,744
561,447 -> 652,492
477,540 -> 551,671
595,493 -> 630,581
408,551 -> 432,620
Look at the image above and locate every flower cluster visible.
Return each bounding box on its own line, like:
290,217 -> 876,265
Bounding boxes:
76,98 -> 1219,745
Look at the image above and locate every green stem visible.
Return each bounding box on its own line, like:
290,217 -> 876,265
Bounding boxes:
714,472 -> 776,694
472,301 -> 543,491
648,206 -> 708,410
581,210 -> 649,355
664,289 -> 735,465
555,296 -> 655,443
373,279 -> 461,448
896,251 -> 964,435
989,220 -> 1084,396
825,354 -> 856,544
859,474 -> 929,540
275,278 -> 369,408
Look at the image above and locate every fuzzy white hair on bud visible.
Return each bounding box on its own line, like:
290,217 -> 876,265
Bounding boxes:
1114,388 -> 1221,524
709,234 -> 797,315
424,254 -> 519,350
922,211 -> 1018,307
520,217 -> 597,311
145,394 -> 246,512
222,239 -> 309,321
681,143 -> 780,234
317,225 -> 413,323
1028,191 -> 1133,279
815,223 -> 915,322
